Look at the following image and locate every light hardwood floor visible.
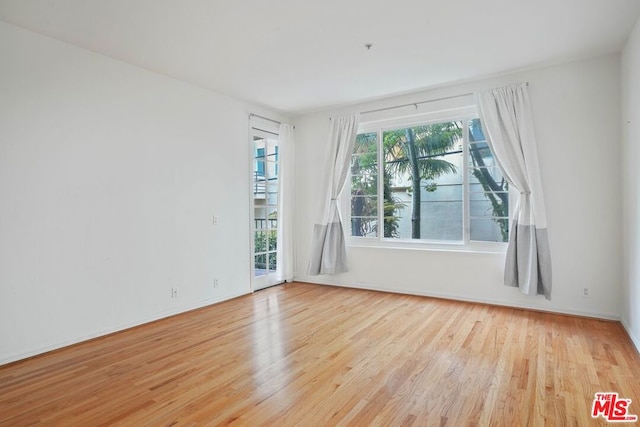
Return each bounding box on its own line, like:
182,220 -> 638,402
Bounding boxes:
1,282 -> 639,426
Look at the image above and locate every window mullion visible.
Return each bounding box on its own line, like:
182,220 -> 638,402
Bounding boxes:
462,119 -> 470,245
377,128 -> 384,241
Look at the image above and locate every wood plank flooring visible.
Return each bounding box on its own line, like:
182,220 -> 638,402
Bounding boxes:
1,282 -> 639,426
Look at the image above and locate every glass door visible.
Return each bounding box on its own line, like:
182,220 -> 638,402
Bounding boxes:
251,128 -> 280,290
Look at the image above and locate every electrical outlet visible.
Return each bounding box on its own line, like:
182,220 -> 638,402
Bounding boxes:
582,287 -> 590,298
214,278 -> 219,288
171,287 -> 178,298
212,215 -> 219,225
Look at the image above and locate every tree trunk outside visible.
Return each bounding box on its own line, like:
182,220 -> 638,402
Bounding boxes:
469,144 -> 507,206
405,128 -> 421,239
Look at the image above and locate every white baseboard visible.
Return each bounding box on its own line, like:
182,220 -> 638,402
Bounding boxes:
295,275 -> 621,321
0,290 -> 249,366
621,319 -> 640,355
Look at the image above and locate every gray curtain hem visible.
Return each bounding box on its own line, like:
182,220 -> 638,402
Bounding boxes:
504,222 -> 552,300
308,222 -> 347,276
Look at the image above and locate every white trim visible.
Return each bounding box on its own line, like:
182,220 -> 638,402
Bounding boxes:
249,126 -> 281,291
249,115 -> 280,135
248,121 -> 256,290
346,236 -> 507,254
376,127 -> 384,240
0,290 -> 250,366
348,110 -> 511,252
295,275 -> 621,321
358,106 -> 477,134
462,119 -> 471,245
621,319 -> 640,355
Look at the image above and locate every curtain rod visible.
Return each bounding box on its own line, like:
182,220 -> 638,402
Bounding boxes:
360,92 -> 473,115
360,82 -> 529,116
249,113 -> 281,125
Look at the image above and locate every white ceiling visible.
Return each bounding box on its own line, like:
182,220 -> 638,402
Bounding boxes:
1,0 -> 639,115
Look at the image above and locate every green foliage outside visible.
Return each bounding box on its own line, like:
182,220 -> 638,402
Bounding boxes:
352,119 -> 509,242
351,133 -> 404,238
383,123 -> 461,239
254,230 -> 277,270
351,123 -> 461,239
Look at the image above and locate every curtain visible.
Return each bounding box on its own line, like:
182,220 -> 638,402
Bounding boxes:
477,83 -> 552,300
276,123 -> 295,282
308,115 -> 360,275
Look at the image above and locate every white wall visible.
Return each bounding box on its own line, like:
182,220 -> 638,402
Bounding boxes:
294,54 -> 622,319
0,22 -> 285,364
622,17 -> 640,351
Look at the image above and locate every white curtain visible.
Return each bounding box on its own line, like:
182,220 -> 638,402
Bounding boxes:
477,83 -> 552,300
308,115 -> 360,275
276,123 -> 295,282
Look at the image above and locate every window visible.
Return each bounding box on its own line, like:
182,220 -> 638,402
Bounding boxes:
255,147 -> 265,177
349,116 -> 509,247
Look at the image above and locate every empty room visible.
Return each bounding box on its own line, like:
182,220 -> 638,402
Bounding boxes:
1,0 -> 640,425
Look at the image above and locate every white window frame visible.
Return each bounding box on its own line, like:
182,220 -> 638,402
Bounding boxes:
344,106 -> 511,254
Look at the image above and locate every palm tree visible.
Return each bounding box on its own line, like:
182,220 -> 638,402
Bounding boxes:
383,123 -> 461,239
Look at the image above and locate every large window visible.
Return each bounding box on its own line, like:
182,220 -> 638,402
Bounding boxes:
349,116 -> 509,246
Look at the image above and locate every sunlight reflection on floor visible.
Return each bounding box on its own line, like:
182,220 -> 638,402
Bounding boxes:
251,293 -> 293,405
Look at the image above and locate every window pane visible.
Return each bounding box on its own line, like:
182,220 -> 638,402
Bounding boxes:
351,190 -> 378,237
268,251 -> 277,272
266,138 -> 277,156
351,174 -> 377,195
468,117 -> 509,243
468,142 -> 494,167
255,230 -> 277,253
267,207 -> 278,230
468,118 -> 486,142
469,181 -> 509,193
470,199 -> 509,219
253,174 -> 266,208
351,217 -> 378,237
254,141 -> 266,184
470,218 -> 509,242
353,132 -> 377,156
383,122 -> 463,241
254,254 -> 267,276
254,208 -> 267,230
351,195 -> 377,217
470,192 -> 508,213
469,167 -> 506,187
267,182 -> 278,206
254,137 -> 266,152
266,161 -> 277,178
268,230 -> 277,251
254,231 -> 267,254
419,199 -> 463,240
351,132 -> 379,238
254,159 -> 265,176
351,151 -> 378,167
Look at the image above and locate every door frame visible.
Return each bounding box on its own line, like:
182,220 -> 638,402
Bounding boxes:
250,126 -> 281,291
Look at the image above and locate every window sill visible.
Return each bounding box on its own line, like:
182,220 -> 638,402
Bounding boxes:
346,237 -> 508,255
